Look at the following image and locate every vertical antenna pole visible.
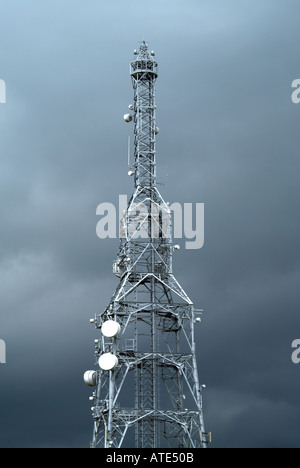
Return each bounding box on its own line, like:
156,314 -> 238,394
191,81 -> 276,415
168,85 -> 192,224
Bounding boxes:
128,136 -> 131,167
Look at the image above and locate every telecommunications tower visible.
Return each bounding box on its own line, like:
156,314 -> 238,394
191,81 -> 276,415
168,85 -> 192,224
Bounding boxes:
84,41 -> 209,448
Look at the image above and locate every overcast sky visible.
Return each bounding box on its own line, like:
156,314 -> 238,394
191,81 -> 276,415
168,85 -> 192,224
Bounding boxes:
0,0 -> 300,448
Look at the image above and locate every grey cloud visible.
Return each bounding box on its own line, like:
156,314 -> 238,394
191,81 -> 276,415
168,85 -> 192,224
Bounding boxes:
0,0 -> 300,448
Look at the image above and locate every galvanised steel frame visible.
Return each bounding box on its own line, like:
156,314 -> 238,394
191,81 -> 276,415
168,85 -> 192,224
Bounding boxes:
89,41 -> 208,449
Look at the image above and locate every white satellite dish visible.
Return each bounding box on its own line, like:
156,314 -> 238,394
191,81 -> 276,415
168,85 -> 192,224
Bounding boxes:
99,353 -> 119,371
83,370 -> 97,387
101,320 -> 121,338
124,114 -> 133,123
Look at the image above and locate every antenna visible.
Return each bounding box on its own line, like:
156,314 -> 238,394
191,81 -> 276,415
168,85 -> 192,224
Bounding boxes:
84,41 -> 210,449
128,135 -> 131,167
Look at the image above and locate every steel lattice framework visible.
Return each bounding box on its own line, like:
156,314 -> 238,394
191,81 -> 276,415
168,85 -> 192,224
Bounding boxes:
86,41 -> 208,449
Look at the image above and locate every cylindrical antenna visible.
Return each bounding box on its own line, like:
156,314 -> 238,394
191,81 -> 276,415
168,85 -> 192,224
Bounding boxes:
128,136 -> 131,167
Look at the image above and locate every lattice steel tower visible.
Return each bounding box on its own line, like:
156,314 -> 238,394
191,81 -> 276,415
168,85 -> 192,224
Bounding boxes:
84,41 -> 209,449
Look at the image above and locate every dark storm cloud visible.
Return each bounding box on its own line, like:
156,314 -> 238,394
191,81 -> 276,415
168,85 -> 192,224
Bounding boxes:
0,0 -> 300,448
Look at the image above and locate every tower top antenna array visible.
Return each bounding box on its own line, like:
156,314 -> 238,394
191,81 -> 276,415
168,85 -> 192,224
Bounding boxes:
84,41 -> 210,449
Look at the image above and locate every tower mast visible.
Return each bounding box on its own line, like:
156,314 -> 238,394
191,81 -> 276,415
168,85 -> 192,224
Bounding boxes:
84,41 -> 209,449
